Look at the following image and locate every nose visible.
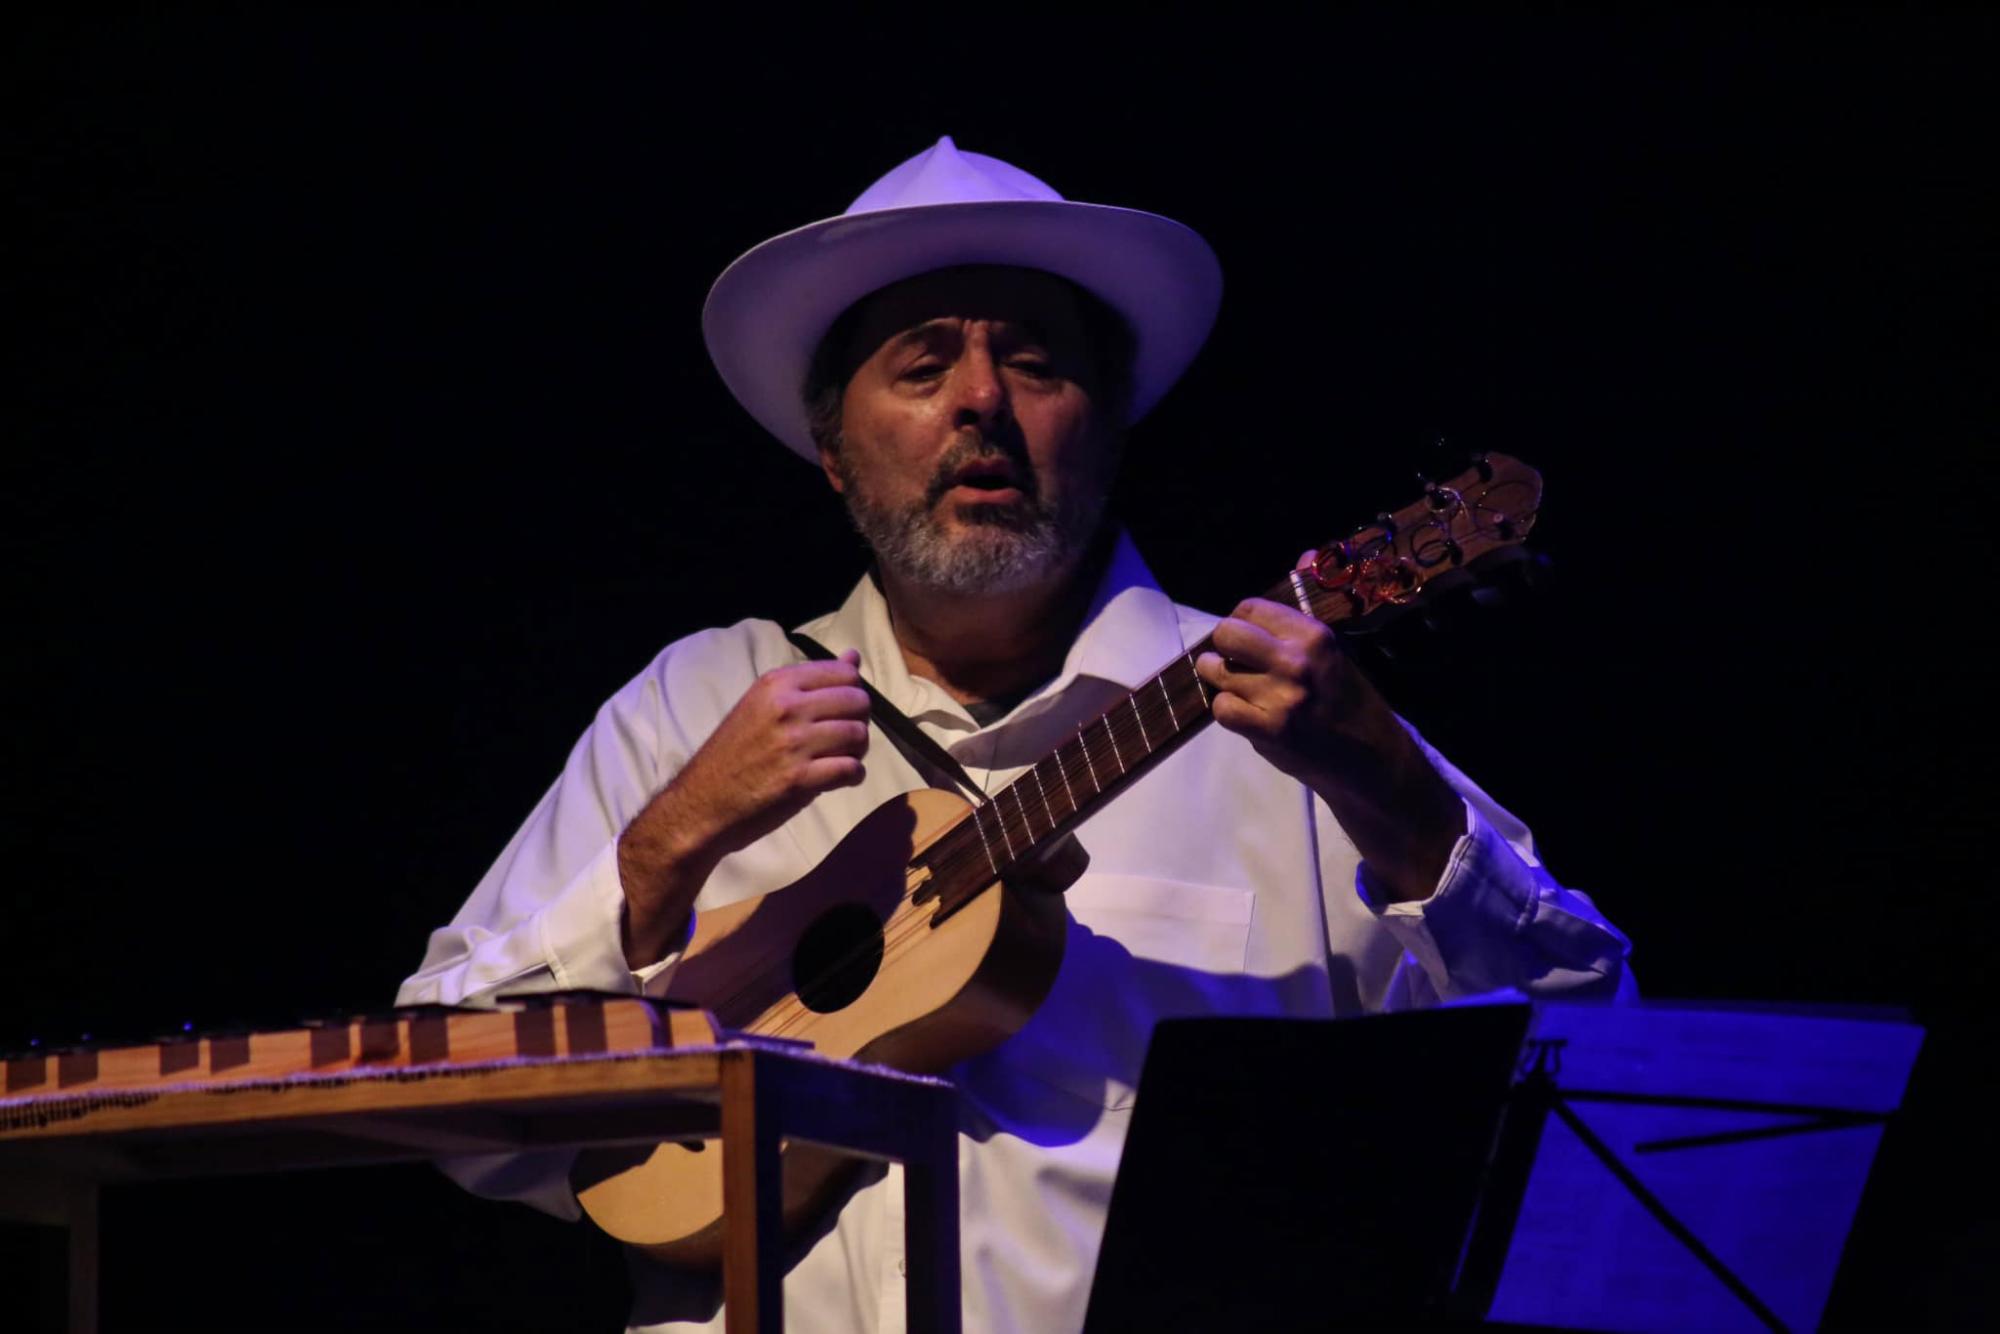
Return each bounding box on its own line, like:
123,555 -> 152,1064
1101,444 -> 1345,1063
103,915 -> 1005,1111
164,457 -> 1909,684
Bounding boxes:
950,329 -> 1008,433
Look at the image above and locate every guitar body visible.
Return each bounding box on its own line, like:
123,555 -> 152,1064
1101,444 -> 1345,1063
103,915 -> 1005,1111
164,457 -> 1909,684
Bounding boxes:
573,787 -> 1072,1264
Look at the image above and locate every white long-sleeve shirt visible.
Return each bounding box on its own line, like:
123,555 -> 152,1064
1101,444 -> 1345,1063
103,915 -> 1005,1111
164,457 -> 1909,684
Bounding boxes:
398,531 -> 1632,1333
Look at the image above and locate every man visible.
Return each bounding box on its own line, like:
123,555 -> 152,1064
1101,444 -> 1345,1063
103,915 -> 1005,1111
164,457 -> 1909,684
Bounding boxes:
399,137 -> 1632,1333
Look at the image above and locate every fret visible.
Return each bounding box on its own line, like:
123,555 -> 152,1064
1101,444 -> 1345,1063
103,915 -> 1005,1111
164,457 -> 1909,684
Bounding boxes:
1103,714 -> 1127,774
1129,695 -> 1151,752
1077,725 -> 1103,791
1061,745 -> 1096,808
1028,761 -> 1060,823
969,804 -> 1000,876
1008,782 -> 1038,841
986,796 -> 1016,861
1052,747 -> 1078,816
1185,651 -> 1211,708
1157,675 -> 1178,729
1287,567 -> 1315,616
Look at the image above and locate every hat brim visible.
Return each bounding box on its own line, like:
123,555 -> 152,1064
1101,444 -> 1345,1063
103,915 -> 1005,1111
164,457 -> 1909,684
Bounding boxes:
702,199 -> 1222,461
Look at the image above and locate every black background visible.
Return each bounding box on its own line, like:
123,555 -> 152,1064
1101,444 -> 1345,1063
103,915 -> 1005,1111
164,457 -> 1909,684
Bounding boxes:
5,9 -> 1994,1331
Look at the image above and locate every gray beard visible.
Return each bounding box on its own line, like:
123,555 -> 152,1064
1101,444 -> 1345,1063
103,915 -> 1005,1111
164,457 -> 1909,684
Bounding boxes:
835,443 -> 1111,596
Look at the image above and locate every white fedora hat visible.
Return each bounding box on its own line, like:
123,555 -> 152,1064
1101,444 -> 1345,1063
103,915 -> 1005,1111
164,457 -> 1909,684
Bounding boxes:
702,136 -> 1223,462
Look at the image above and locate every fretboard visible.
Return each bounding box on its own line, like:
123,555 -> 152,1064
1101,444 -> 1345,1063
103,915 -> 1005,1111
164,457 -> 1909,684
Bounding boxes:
972,637 -> 1218,874
915,579 -> 1317,914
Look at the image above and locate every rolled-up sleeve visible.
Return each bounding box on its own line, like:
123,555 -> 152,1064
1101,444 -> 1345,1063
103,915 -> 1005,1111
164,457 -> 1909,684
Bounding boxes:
1353,729 -> 1634,1008
397,840 -> 691,1007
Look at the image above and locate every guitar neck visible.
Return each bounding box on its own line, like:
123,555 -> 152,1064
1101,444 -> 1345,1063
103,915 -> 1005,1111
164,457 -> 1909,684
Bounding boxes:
969,549 -> 1389,868
918,571 -> 1313,905
978,634 -> 1218,866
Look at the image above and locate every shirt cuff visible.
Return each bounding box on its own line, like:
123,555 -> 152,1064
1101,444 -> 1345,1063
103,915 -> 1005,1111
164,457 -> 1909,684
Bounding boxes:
1361,800 -> 1538,1000
632,911 -> 696,999
1355,799 -> 1480,914
532,840 -> 694,997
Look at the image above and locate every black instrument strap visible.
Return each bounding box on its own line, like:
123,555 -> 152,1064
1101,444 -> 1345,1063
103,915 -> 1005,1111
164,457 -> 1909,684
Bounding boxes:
787,631 -> 989,807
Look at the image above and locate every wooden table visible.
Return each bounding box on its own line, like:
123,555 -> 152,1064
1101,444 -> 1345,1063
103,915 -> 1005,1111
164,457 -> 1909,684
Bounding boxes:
0,1040 -> 961,1334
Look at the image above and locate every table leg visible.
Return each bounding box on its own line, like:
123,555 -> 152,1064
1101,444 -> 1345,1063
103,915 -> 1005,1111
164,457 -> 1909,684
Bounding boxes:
902,1090 -> 960,1334
720,1053 -> 783,1334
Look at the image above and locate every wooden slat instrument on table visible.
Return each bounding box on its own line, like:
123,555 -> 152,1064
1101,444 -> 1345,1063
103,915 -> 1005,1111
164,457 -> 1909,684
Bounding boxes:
572,454 -> 1548,1265
0,994 -> 721,1134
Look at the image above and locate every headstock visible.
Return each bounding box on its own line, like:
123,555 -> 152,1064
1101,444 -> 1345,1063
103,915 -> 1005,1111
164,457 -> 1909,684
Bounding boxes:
1283,453 -> 1543,629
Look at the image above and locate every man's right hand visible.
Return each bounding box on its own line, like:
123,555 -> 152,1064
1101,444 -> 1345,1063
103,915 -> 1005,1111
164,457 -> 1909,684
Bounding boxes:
616,649 -> 871,968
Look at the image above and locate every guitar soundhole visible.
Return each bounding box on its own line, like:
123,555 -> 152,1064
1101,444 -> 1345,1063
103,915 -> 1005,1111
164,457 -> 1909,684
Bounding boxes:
792,903 -> 886,1013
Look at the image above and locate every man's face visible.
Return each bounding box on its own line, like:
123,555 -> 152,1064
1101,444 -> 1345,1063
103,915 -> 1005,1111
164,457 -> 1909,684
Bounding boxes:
821,266 -> 1119,596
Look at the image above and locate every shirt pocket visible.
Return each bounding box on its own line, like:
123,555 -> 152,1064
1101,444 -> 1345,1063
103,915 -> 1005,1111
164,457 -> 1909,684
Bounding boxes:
1066,873 -> 1256,973
961,873 -> 1256,1116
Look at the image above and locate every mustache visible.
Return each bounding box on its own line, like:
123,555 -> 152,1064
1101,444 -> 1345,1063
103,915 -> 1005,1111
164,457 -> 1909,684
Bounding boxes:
922,437 -> 1039,507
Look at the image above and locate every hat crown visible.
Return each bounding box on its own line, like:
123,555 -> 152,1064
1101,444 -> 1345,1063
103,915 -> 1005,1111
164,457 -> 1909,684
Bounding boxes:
846,136 -> 1065,215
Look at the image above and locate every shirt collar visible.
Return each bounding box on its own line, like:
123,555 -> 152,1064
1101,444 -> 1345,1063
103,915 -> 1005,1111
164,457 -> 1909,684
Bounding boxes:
795,529 -> 1191,732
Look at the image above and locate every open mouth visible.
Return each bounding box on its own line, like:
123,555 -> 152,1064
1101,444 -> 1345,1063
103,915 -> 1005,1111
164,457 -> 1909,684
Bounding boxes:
954,474 -> 1020,493
937,459 -> 1028,501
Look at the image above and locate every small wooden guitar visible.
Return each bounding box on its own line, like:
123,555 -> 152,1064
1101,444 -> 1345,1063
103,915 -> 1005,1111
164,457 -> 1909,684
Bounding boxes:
572,454 -> 1545,1263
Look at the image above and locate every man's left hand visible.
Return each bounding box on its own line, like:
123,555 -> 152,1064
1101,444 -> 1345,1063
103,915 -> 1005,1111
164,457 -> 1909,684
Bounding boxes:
1195,596 -> 1384,788
1194,578 -> 1468,903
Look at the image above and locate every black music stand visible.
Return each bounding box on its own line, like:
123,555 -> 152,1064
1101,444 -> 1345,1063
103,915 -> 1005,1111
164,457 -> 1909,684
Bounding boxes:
1083,1002 -> 1920,1333
1083,1004 -> 1533,1330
